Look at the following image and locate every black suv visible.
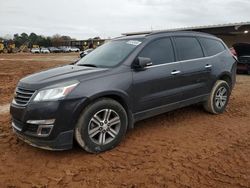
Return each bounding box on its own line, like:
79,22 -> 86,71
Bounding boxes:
10,31 -> 237,153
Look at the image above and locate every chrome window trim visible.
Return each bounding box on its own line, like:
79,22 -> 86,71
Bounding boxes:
145,50 -> 226,69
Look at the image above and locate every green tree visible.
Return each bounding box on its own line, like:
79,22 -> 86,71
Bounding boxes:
13,34 -> 22,47
28,33 -> 38,47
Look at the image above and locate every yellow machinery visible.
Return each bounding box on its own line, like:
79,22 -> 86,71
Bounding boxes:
0,42 -> 4,53
19,45 -> 29,52
0,41 -> 17,53
8,43 -> 16,53
32,45 -> 39,48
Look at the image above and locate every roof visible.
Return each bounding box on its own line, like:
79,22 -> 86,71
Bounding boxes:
113,31 -> 218,42
122,21 -> 250,36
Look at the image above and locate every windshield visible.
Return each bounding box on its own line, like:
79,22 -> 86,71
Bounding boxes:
76,39 -> 143,68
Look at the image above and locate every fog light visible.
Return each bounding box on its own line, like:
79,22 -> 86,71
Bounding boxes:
37,125 -> 54,137
26,119 -> 55,137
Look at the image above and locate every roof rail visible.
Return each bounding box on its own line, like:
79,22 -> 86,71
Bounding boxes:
122,31 -> 152,36
122,30 -> 214,37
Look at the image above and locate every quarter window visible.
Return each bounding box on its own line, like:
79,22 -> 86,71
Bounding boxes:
174,37 -> 204,61
139,38 -> 175,65
199,38 -> 225,56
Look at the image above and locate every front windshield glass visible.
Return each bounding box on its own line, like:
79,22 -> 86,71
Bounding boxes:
76,39 -> 143,68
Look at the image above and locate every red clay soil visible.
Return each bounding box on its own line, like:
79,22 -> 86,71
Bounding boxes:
1,54 -> 250,187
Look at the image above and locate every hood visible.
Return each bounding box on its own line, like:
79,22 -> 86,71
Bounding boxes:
233,43 -> 250,57
19,65 -> 108,89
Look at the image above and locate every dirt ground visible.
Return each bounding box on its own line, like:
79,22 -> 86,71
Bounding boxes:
0,53 -> 250,188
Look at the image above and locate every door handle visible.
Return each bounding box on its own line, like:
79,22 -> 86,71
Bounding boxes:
205,64 -> 212,69
171,70 -> 181,75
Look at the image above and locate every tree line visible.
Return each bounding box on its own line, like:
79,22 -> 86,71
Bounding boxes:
0,33 -> 75,48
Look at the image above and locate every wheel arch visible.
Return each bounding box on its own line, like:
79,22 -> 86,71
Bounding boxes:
217,72 -> 232,89
73,90 -> 134,130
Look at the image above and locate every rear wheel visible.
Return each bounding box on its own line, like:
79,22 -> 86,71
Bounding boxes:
203,80 -> 230,114
75,98 -> 128,153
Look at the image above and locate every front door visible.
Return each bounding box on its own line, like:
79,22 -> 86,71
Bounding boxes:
131,37 -> 183,115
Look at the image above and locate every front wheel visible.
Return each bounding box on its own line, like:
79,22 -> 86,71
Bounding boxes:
203,80 -> 230,114
75,98 -> 128,153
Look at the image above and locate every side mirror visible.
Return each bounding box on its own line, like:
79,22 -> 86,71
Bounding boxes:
132,57 -> 152,69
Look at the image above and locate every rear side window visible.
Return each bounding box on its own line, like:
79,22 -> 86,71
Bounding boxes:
199,38 -> 225,56
139,38 -> 175,65
174,37 -> 204,61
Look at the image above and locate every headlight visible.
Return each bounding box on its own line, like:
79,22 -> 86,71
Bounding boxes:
33,81 -> 79,102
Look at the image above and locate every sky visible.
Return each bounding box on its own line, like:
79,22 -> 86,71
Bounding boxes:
0,0 -> 250,39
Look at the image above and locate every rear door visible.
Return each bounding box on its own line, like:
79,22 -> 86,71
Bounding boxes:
131,37 -> 183,114
198,37 -> 227,88
173,36 -> 212,100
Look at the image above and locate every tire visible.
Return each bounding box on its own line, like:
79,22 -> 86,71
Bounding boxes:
203,80 -> 230,114
75,98 -> 128,153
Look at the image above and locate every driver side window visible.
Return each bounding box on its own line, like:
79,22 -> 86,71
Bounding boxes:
139,38 -> 175,65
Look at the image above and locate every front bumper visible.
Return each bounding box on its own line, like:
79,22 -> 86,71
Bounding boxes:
10,97 -> 87,150
13,128 -> 73,150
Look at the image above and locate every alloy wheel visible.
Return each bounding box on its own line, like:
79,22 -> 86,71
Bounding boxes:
88,109 -> 121,145
215,86 -> 228,109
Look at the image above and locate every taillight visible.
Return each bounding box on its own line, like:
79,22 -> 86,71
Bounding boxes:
229,48 -> 238,62
230,47 -> 237,56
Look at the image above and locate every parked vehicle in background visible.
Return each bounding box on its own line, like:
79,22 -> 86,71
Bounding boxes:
40,48 -> 50,53
10,31 -> 237,153
80,48 -> 93,58
70,47 -> 80,52
59,46 -> 71,53
31,48 -> 40,53
233,43 -> 250,74
48,47 -> 61,53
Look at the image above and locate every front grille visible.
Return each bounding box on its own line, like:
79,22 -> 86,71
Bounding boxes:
14,87 -> 36,106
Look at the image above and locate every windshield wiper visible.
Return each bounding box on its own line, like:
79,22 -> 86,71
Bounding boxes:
78,64 -> 97,68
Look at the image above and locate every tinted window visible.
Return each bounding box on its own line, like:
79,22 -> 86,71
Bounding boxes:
175,37 -> 204,61
199,38 -> 225,56
139,38 -> 175,65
